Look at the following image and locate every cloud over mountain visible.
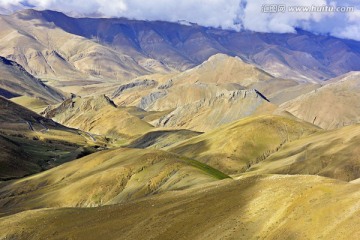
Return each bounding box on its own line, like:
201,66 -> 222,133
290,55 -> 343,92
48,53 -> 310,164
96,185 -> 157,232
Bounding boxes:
0,0 -> 359,40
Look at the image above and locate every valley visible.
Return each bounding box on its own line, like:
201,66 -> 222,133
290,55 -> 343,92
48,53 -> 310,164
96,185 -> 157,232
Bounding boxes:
0,8 -> 360,240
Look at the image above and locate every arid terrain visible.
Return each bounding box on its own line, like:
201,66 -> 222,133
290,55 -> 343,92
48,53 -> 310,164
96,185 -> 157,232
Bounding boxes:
1,9 -> 360,240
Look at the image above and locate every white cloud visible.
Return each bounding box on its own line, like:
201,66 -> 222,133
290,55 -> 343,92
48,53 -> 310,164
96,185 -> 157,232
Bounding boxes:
0,0 -> 359,41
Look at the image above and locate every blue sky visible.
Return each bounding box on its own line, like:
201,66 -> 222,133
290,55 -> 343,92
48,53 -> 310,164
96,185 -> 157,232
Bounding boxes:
0,0 -> 359,41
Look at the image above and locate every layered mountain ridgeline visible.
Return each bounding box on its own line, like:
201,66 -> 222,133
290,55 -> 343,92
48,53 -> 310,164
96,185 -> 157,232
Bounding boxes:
1,8 -> 360,240
0,9 -> 360,92
24,10 -> 360,81
0,97 -> 106,180
0,10 -> 170,91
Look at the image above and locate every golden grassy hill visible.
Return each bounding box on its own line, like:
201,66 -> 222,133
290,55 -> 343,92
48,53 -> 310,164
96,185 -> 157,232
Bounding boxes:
42,95 -> 154,141
0,96 -> 105,180
0,147 -> 229,216
10,96 -> 50,113
1,174 -> 359,240
169,115 -> 319,174
247,123 -> 360,181
0,56 -> 64,103
278,72 -> 360,129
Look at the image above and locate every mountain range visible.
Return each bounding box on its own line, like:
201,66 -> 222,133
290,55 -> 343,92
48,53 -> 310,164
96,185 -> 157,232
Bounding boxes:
1,9 -> 360,240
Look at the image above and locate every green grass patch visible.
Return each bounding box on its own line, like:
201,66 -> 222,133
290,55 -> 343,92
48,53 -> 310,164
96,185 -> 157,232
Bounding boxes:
180,156 -> 231,180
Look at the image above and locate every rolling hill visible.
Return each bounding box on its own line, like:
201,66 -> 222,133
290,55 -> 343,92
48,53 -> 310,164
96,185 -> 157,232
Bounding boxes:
168,115 -> 319,174
0,147 -> 229,216
1,174 -> 359,239
247,123 -> 360,181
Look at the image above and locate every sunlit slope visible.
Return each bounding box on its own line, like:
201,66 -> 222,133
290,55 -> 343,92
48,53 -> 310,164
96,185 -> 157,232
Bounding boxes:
112,54 -> 308,110
247,124 -> 360,181
0,97 -> 103,180
1,175 -> 359,239
0,56 -> 64,103
127,129 -> 202,149
169,115 -> 319,174
10,96 -> 49,113
278,72 -> 360,129
0,147 -> 229,215
112,54 -> 288,131
42,95 -> 154,139
155,89 -> 277,132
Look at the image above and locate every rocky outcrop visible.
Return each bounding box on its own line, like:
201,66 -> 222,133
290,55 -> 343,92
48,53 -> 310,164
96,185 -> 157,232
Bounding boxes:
156,89 -> 275,132
138,91 -> 167,110
112,79 -> 157,98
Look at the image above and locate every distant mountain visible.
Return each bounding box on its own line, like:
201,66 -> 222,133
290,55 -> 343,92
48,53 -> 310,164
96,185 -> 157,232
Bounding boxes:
0,10 -> 170,91
32,10 -> 360,82
0,9 -> 360,90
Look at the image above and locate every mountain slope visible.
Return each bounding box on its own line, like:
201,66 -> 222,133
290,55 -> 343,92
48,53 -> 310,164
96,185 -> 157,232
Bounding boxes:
0,10 -> 171,91
1,174 -> 359,240
0,97 -> 104,180
247,123 -> 360,181
127,129 -> 202,149
155,89 -> 276,132
0,147 -> 229,215
0,56 -> 64,103
32,10 -> 360,81
1,9 -> 360,89
169,115 -> 319,174
278,72 -> 360,129
111,54 -> 296,131
42,95 -> 154,140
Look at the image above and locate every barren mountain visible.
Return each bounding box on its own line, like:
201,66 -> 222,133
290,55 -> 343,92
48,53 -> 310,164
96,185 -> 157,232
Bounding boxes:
0,9 -> 359,92
0,56 -> 64,103
111,54 -> 315,131
42,95 -> 154,140
0,10 -> 170,91
278,71 -> 360,129
33,10 -> 360,81
1,8 -> 360,240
